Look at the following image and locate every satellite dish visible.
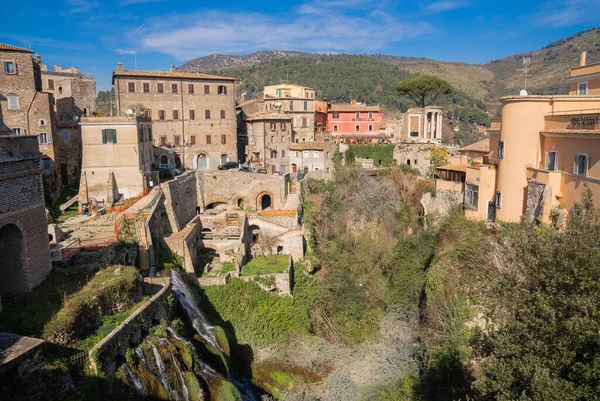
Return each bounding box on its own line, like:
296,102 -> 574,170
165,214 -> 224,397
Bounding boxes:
126,109 -> 134,116
72,116 -> 79,121
519,89 -> 528,96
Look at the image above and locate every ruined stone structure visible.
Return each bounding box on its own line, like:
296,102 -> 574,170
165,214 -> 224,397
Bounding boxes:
0,135 -> 52,296
112,63 -> 237,170
393,144 -> 432,176
399,106 -> 444,143
245,110 -> 293,173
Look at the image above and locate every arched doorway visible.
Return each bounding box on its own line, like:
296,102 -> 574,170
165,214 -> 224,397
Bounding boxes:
196,154 -> 209,170
248,225 -> 260,243
260,194 -> 272,211
237,198 -> 244,209
220,154 -> 229,165
0,223 -> 28,296
160,155 -> 169,165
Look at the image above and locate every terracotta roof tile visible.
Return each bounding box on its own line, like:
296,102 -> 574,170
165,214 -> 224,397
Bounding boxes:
289,141 -> 334,151
0,43 -> 34,53
330,103 -> 380,112
112,69 -> 236,82
437,164 -> 467,173
459,138 -> 490,153
541,129 -> 600,135
246,110 -> 292,121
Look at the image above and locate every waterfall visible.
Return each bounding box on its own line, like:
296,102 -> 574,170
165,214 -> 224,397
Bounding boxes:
172,354 -> 190,401
124,364 -> 147,396
148,339 -> 173,400
167,327 -> 220,380
135,346 -> 149,369
171,271 -> 223,352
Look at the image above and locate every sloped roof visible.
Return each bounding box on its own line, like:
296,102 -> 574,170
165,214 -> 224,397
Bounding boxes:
330,103 -> 380,112
289,141 -> 333,151
437,164 -> 467,173
246,110 -> 292,121
0,43 -> 34,53
459,138 -> 489,154
112,69 -> 236,82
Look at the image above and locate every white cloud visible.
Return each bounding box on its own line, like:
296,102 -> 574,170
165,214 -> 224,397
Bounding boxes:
119,0 -> 166,6
427,0 -> 469,12
115,48 -> 137,56
63,0 -> 97,14
536,0 -> 600,27
137,7 -> 431,60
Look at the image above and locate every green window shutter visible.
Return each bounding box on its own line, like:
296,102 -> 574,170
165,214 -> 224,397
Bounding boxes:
112,129 -> 117,144
102,129 -> 107,144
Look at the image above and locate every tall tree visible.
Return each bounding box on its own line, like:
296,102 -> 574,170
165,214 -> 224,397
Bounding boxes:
397,75 -> 453,108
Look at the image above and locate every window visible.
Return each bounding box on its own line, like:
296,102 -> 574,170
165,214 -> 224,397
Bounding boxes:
314,151 -> 319,158
43,159 -> 51,169
174,135 -> 181,146
333,112 -> 339,119
11,128 -> 26,135
189,110 -> 195,120
204,84 -> 210,94
4,61 -> 15,74
157,83 -> 164,93
128,82 -> 135,93
160,136 -> 166,146
101,129 -> 117,144
145,109 -> 152,119
58,87 -> 62,95
281,122 -> 286,130
190,135 -> 196,145
303,151 -> 309,157
368,124 -> 373,131
172,83 -> 178,94
464,184 -> 479,209
271,150 -> 277,158
217,85 -> 227,95
295,152 -> 299,157
578,82 -> 588,95
38,133 -> 51,144
368,111 -> 373,119
271,136 -> 275,143
205,110 -> 210,119
62,130 -> 69,141
355,125 -> 360,132
355,112 -> 360,119
270,122 -> 276,130
498,141 -> 505,159
281,150 -> 285,157
220,154 -> 228,164
48,79 -> 54,90
574,154 -> 588,176
333,125 -> 338,132
188,84 -> 194,94
545,150 -> 558,171
495,191 -> 502,208
303,101 -> 308,111
220,109 -> 225,119
39,119 -> 46,127
289,100 -> 294,111
221,135 -> 226,144
138,128 -> 144,142
148,127 -> 152,142
173,110 -> 179,120
301,117 -> 308,128
8,95 -> 19,110
143,83 -> 150,93
206,135 -> 211,145
158,110 -> 165,121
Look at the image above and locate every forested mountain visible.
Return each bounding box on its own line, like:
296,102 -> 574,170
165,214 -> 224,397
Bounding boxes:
178,27 -> 600,106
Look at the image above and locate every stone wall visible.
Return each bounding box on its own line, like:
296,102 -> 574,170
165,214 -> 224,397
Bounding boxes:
525,180 -> 546,222
393,144 -> 431,177
161,172 -> 198,232
421,190 -> 463,226
0,50 -> 38,136
89,277 -> 171,380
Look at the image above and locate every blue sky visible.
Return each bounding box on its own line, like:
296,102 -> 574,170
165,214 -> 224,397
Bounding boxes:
2,0 -> 599,90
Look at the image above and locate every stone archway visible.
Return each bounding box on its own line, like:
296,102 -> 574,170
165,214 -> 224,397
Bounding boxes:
0,223 -> 29,296
196,153 -> 209,170
257,192 -> 273,211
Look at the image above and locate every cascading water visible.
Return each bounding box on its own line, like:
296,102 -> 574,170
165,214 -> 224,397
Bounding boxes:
148,339 -> 173,399
172,354 -> 190,401
171,271 -> 223,352
124,364 -> 147,397
167,327 -> 220,380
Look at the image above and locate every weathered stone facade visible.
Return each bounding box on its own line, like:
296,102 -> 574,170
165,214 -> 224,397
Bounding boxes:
41,64 -> 96,120
525,180 -> 546,222
393,144 -> 432,176
246,111 -> 293,173
112,64 -> 237,170
0,135 -> 52,296
263,84 -> 316,142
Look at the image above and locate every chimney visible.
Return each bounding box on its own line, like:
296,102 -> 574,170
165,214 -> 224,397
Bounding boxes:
117,62 -> 124,71
351,99 -> 357,105
54,65 -> 62,72
580,51 -> 587,67
169,65 -> 176,73
40,63 -> 48,71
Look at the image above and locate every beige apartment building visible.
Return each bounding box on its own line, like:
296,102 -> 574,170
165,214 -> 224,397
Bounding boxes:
436,51 -> 600,224
79,116 -> 153,205
112,63 -> 237,170
263,84 -> 316,142
245,110 -> 293,174
289,142 -> 336,176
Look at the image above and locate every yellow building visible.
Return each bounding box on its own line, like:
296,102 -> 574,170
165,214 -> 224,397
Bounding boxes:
78,116 -> 154,204
437,52 -> 600,224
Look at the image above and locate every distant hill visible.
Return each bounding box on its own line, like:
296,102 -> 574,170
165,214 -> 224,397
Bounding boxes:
178,27 -> 600,106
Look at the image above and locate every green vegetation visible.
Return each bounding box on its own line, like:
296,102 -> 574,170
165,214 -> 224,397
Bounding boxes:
47,186 -> 79,223
345,144 -> 395,167
396,75 -> 453,108
240,255 -> 288,276
43,265 -> 141,344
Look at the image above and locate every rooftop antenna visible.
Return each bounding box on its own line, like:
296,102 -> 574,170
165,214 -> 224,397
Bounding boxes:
517,56 -> 531,95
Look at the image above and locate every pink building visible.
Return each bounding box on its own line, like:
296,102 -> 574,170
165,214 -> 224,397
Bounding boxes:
327,102 -> 383,142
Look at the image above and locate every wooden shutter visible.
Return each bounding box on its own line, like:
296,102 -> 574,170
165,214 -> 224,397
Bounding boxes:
102,129 -> 107,144
112,129 -> 117,143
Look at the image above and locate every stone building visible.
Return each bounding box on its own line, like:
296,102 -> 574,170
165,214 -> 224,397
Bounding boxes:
289,141 -> 336,176
236,98 -> 265,164
41,64 -> 96,120
79,116 -> 154,205
112,63 -> 237,170
263,84 -> 316,142
393,144 -> 432,176
399,106 -> 444,143
245,110 -> 293,174
0,135 -> 52,296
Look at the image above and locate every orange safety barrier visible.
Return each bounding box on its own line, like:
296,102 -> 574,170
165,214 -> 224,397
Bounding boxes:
260,209 -> 297,217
